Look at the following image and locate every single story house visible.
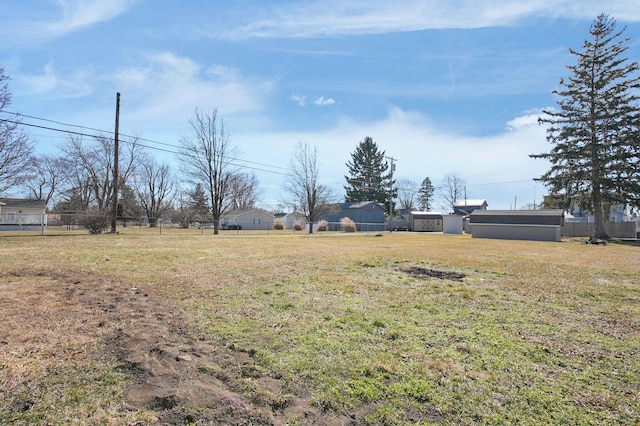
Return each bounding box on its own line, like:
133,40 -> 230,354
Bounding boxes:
0,198 -> 47,230
453,199 -> 488,215
469,209 -> 564,242
317,201 -> 386,231
221,208 -> 275,230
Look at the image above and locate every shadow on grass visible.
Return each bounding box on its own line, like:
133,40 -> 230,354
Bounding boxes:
609,238 -> 640,247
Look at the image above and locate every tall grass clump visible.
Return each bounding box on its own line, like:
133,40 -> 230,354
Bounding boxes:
293,221 -> 304,231
341,217 -> 356,232
317,219 -> 328,231
272,219 -> 285,230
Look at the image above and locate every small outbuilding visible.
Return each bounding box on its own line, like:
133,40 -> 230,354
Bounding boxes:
469,210 -> 564,242
409,212 -> 443,232
443,214 -> 464,234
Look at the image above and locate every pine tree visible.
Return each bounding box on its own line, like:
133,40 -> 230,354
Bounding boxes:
532,14 -> 640,239
188,183 -> 210,220
344,137 -> 395,212
418,177 -> 435,211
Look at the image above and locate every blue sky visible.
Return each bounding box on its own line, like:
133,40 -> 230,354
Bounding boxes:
1,1 -> 639,210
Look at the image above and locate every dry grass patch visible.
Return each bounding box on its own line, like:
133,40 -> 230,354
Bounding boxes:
0,273 -> 149,425
1,230 -> 639,425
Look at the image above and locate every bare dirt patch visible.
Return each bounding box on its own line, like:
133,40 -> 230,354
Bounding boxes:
396,265 -> 467,281
0,270 -> 352,425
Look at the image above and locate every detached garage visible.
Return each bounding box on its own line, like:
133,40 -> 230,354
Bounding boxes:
469,210 -> 564,242
409,212 -> 443,232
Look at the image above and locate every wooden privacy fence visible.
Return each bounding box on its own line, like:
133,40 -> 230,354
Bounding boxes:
563,222 -> 636,238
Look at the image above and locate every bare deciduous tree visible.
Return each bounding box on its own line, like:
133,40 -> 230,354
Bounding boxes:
135,158 -> 176,227
26,154 -> 69,206
438,172 -> 466,213
0,67 -> 34,195
284,142 -> 334,233
179,108 -> 237,234
229,172 -> 260,210
61,134 -> 142,212
396,178 -> 418,212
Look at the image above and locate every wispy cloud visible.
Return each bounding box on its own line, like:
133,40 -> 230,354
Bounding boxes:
18,61 -> 96,99
1,0 -> 137,45
290,94 -> 306,106
243,106 -> 551,207
110,52 -> 273,127
214,0 -> 640,39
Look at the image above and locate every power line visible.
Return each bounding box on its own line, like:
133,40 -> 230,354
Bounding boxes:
1,113 -> 290,176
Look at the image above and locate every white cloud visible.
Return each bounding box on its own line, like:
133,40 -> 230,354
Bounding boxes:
215,0 -> 640,39
239,107 -> 551,208
314,96 -> 336,106
110,52 -> 271,120
46,0 -> 138,36
290,94 -> 306,106
18,61 -> 96,98
14,52 -> 274,147
0,0 -> 137,45
505,110 -> 545,131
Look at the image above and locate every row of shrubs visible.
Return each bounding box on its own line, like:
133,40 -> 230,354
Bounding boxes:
272,217 -> 357,232
80,215 -> 359,234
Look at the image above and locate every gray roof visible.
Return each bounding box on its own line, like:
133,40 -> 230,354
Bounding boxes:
470,209 -> 564,226
0,198 -> 47,209
223,208 -> 275,217
471,209 -> 563,216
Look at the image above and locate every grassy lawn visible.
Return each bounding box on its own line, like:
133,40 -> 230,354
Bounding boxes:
1,229 -> 639,425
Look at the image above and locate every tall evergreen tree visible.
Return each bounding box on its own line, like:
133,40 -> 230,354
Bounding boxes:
418,177 -> 435,211
532,14 -> 640,239
344,137 -> 395,213
188,183 -> 210,220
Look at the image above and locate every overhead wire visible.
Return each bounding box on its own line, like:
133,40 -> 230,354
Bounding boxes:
1,111 -> 289,176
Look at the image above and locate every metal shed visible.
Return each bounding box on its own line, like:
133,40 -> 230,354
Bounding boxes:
409,212 -> 443,232
469,210 -> 564,242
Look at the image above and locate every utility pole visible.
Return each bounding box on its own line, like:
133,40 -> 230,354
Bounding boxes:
110,92 -> 121,233
386,156 -> 396,232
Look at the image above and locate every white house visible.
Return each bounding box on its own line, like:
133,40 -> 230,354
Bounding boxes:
221,208 -> 275,230
0,198 -> 47,230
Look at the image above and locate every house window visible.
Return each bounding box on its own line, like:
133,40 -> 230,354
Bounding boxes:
7,213 -> 15,222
